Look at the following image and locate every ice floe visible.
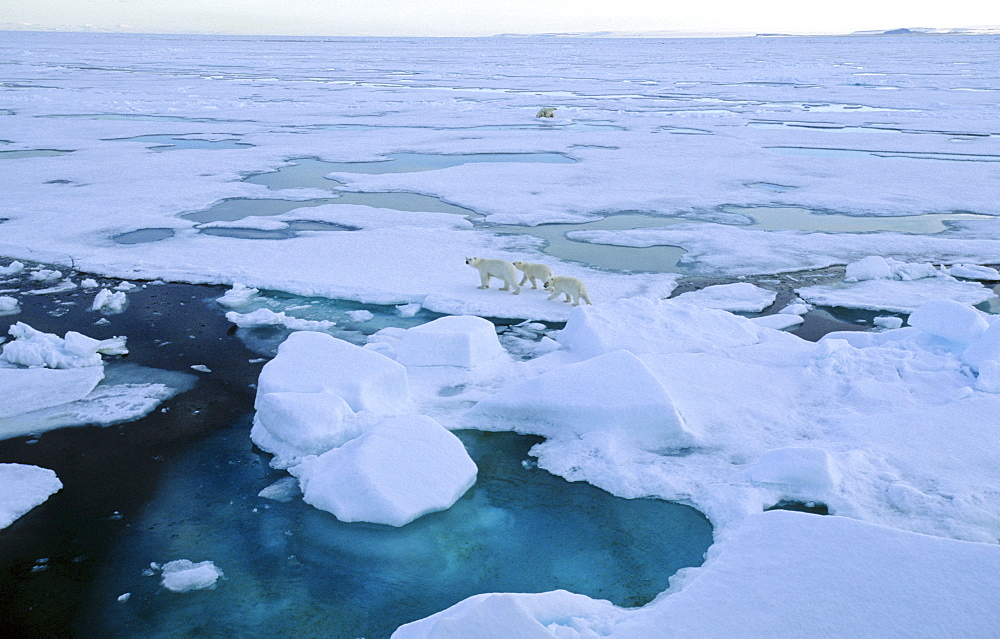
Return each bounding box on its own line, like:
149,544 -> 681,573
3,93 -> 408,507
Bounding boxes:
0,463 -> 63,530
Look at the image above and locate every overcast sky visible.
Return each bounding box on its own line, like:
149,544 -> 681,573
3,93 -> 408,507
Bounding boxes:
2,0 -> 998,37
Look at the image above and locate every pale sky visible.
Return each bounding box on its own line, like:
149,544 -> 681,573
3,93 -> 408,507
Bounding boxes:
1,0 -> 998,37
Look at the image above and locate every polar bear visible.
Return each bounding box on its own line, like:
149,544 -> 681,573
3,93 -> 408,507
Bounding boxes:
544,275 -> 592,305
466,257 -> 521,294
512,261 -> 554,289
536,107 -> 556,118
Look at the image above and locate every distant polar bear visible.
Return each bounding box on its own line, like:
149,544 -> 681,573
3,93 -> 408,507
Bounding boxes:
536,107 -> 556,118
544,275 -> 592,305
466,257 -> 521,294
512,261 -> 554,289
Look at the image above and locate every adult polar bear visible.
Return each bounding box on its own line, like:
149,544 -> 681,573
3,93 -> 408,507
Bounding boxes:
465,257 -> 521,295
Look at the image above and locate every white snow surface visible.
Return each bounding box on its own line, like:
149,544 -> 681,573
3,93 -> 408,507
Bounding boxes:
0,464 -> 63,530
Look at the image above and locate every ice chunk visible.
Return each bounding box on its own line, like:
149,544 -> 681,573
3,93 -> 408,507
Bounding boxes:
1,323 -> 126,368
294,415 -> 477,527
750,314 -> 803,331
747,447 -> 841,499
90,289 -> 128,314
844,255 -> 893,282
0,366 -> 105,419
80,278 -> 99,288
672,283 -> 776,312
873,316 -> 904,330
947,264 -> 1000,281
346,309 -> 374,322
225,308 -> 334,331
0,261 -> 24,276
254,390 -> 359,459
465,349 -> 695,451
0,463 -> 62,530
557,298 -> 764,359
392,590 -> 619,639
257,477 -> 301,502
0,296 -> 19,316
159,559 -> 223,592
256,331 -> 409,413
396,303 -> 422,317
906,299 -> 989,346
216,282 -> 260,308
396,315 -> 507,368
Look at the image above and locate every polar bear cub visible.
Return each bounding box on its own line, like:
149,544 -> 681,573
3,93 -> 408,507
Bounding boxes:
544,275 -> 592,305
512,261 -> 554,289
536,107 -> 556,118
466,257 -> 521,294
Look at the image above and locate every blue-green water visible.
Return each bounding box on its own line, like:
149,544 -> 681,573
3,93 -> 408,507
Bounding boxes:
80,425 -> 712,639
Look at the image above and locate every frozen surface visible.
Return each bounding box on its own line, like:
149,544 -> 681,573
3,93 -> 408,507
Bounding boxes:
294,415 -> 478,527
0,463 -> 63,530
395,315 -> 508,369
671,282 -> 776,312
158,560 -> 224,593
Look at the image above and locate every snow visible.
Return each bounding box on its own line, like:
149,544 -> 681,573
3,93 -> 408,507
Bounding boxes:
465,349 -> 696,452
0,463 -> 63,530
255,330 -> 409,414
671,282 -> 776,312
293,415 -> 477,527
251,390 -> 361,468
2,322 -> 127,369
158,560 -> 224,592
395,315 -> 508,369
905,299 -> 989,346
215,283 -> 260,308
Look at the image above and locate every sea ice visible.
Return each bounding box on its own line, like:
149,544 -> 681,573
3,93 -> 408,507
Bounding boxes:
90,288 -> 128,314
225,308 -> 335,331
750,313 -> 804,331
215,283 -> 260,308
2,322 -> 127,369
0,463 -> 63,530
796,273 -> 996,313
395,315 -> 508,369
0,367 -> 105,419
158,559 -> 224,592
293,415 -> 477,526
255,331 -> 409,414
946,263 -> 1000,280
465,349 -> 695,452
0,296 -> 19,316
672,282 -> 776,312
746,447 -> 842,502
252,390 -> 361,468
905,298 -> 989,346
0,261 -> 25,276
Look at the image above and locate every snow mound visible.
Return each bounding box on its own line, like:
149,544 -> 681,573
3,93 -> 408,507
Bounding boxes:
465,349 -> 695,452
294,415 -> 477,527
159,560 -> 224,592
396,315 -> 508,368
392,589 -> 620,639
0,463 -> 63,530
556,298 -> 766,359
256,331 -> 409,414
906,299 -> 989,346
672,282 -> 777,312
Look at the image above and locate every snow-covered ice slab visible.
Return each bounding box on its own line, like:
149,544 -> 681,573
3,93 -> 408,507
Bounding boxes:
395,315 -> 507,368
555,298 -> 781,359
796,275 -> 996,313
0,366 -> 105,419
0,463 -> 62,530
251,390 -> 361,469
465,349 -> 695,452
611,510 -> 1000,639
672,282 -> 776,312
158,560 -> 224,592
255,331 -> 409,414
294,415 -> 477,527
